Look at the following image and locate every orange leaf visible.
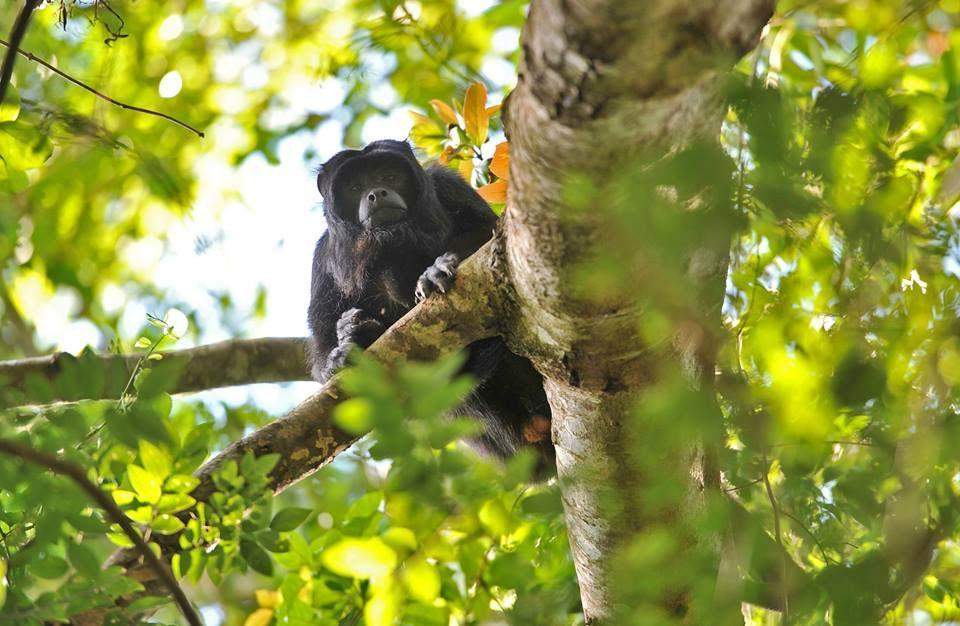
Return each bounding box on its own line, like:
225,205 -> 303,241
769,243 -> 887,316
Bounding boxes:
463,82 -> 489,145
489,142 -> 510,180
476,179 -> 508,204
430,99 -> 459,126
438,146 -> 456,165
928,31 -> 950,57
485,104 -> 502,117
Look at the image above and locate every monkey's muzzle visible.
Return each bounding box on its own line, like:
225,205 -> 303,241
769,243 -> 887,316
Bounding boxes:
359,187 -> 408,227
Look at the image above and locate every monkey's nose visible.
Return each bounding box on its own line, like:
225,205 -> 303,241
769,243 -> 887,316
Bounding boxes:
367,189 -> 390,204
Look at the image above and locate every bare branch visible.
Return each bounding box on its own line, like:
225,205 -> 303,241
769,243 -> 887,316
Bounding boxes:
0,37 -> 205,137
0,0 -> 41,105
0,437 -> 202,626
0,337 -> 311,409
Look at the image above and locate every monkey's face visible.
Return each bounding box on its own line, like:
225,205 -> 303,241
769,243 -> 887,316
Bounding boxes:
319,151 -> 418,231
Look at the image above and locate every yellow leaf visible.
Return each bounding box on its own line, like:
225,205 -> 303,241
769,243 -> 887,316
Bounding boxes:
458,157 -> 474,183
485,104 -> 502,118
243,608 -> 274,626
364,586 -> 402,626
430,99 -> 458,126
255,589 -> 280,608
402,557 -> 441,604
409,111 -> 438,134
382,527 -> 418,553
478,499 -> 512,536
127,465 -> 162,504
321,538 -> 397,580
463,82 -> 489,145
476,179 -> 508,204
489,142 -> 510,180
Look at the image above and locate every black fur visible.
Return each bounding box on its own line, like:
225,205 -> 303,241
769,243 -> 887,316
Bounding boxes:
307,140 -> 554,470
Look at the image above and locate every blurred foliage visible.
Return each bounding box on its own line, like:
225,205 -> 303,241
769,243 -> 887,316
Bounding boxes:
3,0 -> 960,625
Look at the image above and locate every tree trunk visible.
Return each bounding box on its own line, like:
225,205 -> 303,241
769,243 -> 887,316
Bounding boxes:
500,1 -> 773,620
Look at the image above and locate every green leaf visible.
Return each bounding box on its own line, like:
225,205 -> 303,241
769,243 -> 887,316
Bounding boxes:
152,514 -> 186,535
127,595 -> 173,611
106,532 -> 134,548
255,530 -> 290,553
138,441 -> 172,478
321,538 -> 397,580
240,538 -> 274,576
66,542 -> 100,577
333,398 -> 374,433
253,453 -> 281,476
164,474 -> 200,494
128,465 -> 162,504
157,493 -> 196,515
269,507 -> 312,532
111,490 -> 137,506
0,121 -> 52,170
31,552 -> 68,579
0,83 -> 20,122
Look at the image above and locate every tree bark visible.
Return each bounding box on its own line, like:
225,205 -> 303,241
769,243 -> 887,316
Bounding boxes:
500,1 -> 774,621
0,337 -> 311,409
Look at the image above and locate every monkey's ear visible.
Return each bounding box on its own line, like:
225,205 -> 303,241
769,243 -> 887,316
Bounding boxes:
315,164 -> 327,196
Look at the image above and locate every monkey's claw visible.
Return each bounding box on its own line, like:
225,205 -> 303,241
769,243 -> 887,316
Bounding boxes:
335,308 -> 383,347
415,252 -> 459,303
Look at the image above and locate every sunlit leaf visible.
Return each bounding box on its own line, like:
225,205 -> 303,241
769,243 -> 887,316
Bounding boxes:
430,99 -> 459,126
477,179 -> 508,203
128,465 -> 162,504
463,82 -> 490,145
321,538 -> 397,580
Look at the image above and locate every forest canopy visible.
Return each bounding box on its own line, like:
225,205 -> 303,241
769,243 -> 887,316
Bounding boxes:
2,1 -> 960,625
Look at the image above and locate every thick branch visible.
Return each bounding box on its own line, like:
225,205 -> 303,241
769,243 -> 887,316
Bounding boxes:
0,438 -> 202,626
0,336 -> 311,409
0,0 -> 40,105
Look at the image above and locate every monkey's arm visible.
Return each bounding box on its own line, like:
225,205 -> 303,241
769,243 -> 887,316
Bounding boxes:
307,241 -> 382,382
416,167 -> 500,302
428,165 -> 498,259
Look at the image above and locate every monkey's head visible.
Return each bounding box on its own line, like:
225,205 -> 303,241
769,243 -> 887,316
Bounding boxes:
317,140 -> 449,247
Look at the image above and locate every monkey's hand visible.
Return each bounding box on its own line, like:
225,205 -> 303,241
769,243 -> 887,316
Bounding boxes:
415,252 -> 459,303
320,308 -> 384,381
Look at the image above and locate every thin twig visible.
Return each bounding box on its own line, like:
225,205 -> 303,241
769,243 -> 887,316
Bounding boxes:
0,0 -> 41,105
761,452 -> 789,622
0,37 -> 204,137
0,438 -> 203,626
779,509 -> 836,565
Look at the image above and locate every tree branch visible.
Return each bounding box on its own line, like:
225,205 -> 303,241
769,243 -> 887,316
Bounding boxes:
0,37 -> 205,137
0,0 -> 40,105
0,336 -> 311,409
0,437 -> 202,626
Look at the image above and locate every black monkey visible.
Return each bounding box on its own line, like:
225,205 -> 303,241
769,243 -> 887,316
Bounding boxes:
307,139 -> 554,470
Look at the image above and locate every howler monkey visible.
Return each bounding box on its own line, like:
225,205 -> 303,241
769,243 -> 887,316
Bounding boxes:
307,139 -> 554,470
